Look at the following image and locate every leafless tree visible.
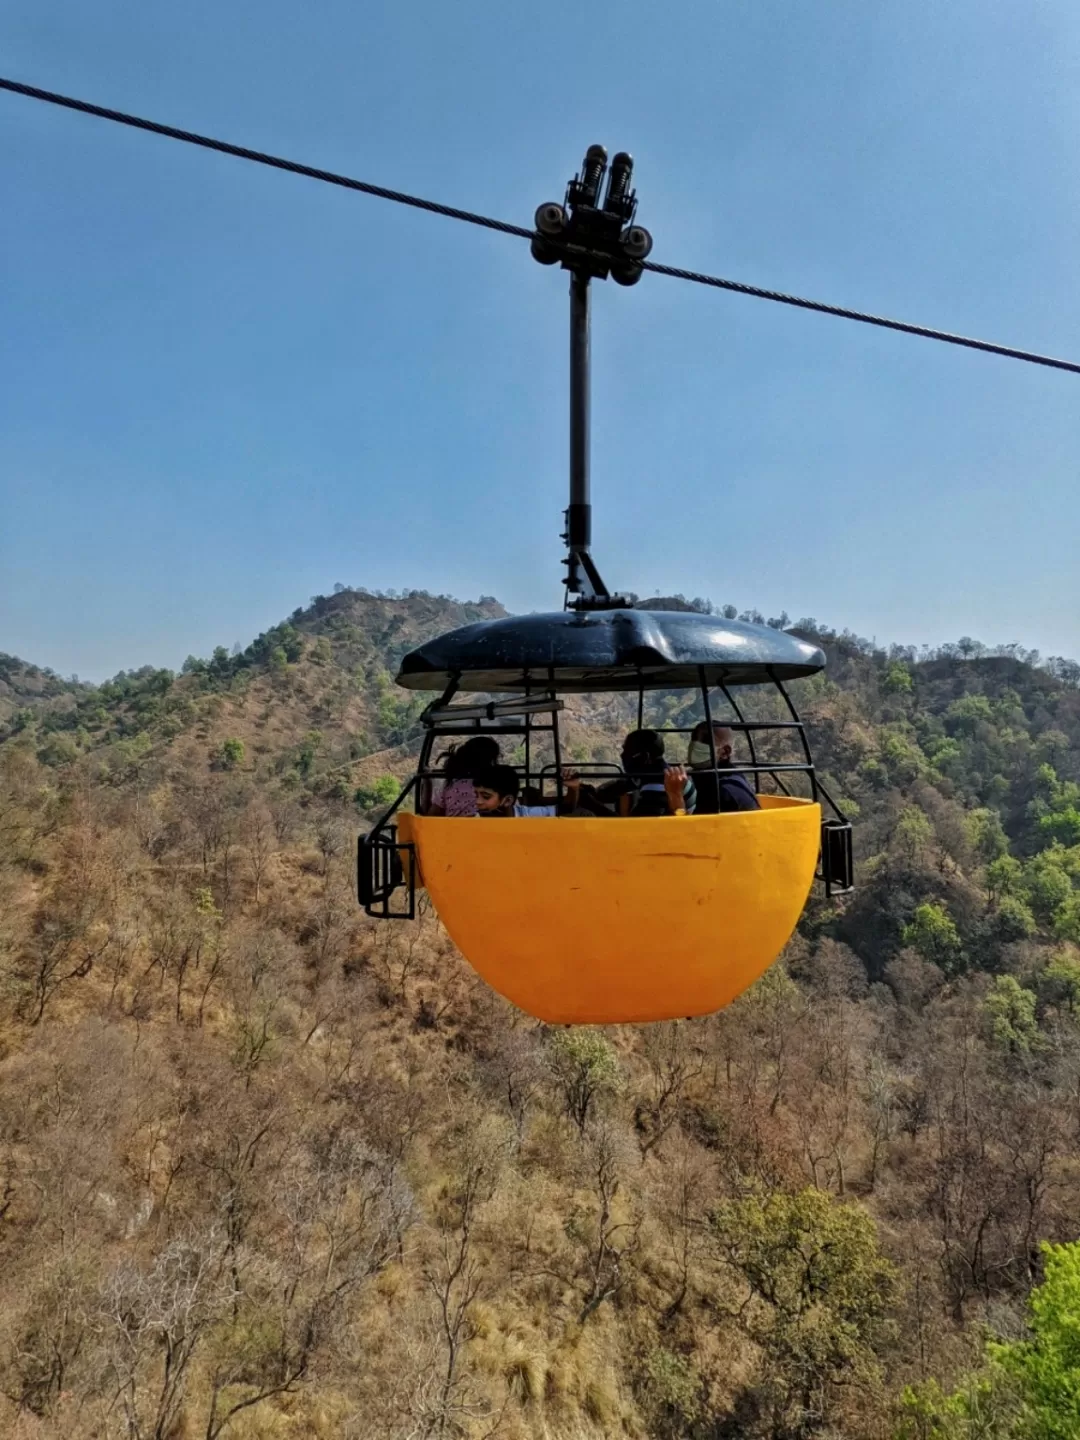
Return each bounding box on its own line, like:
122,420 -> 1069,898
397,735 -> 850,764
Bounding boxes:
657,1133 -> 713,1321
0,1256 -> 92,1417
577,1119 -> 640,1323
244,802 -> 276,908
201,1132 -> 414,1439
479,1024 -> 546,1144
269,795 -> 301,844
408,1121 -> 507,1437
863,1051 -> 898,1192
99,1228 -> 235,1440
17,913 -> 100,1025
636,1021 -> 705,1157
371,895 -> 435,1008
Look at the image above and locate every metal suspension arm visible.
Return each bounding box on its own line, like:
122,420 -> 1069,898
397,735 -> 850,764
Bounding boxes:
532,145 -> 652,609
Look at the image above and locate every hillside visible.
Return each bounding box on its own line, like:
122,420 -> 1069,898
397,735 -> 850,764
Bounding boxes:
0,653 -> 89,731
3,589 -> 1080,1439
1,588 -> 506,789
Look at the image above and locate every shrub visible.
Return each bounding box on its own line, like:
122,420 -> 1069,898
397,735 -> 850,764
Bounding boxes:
354,774 -> 401,812
217,737 -> 245,770
547,1029 -> 621,1133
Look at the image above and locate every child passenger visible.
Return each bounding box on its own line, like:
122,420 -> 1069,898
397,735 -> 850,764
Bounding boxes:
427,737 -> 500,816
473,765 -> 582,817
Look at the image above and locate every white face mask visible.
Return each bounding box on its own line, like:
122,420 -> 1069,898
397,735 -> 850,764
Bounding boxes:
688,741 -> 714,767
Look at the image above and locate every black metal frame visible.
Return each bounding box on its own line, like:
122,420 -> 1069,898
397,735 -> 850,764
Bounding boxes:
358,667 -> 854,918
357,774 -> 418,919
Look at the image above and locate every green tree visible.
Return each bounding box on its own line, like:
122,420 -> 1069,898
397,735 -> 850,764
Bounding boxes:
1038,955 -> 1080,1016
898,1241 -> 1080,1440
110,731 -> 154,784
713,1187 -> 897,1439
879,730 -> 926,786
1039,808 -> 1080,848
1021,853 -> 1072,926
217,738 -> 245,770
1029,766 -> 1080,848
947,695 -> 994,738
898,1373 -> 1020,1440
1036,731 -> 1070,768
547,1029 -> 621,1133
984,976 -> 1040,1055
883,662 -> 914,695
194,885 -> 222,919
354,774 -> 400,811
903,903 -> 963,974
990,895 -> 1037,943
36,733 -> 79,767
279,623 -> 304,662
640,1347 -> 703,1439
991,1241 -> 1080,1435
295,731 -> 323,778
929,737 -> 965,778
1052,895 -> 1080,945
986,855 -> 1023,904
969,809 -> 1010,865
894,807 -> 933,866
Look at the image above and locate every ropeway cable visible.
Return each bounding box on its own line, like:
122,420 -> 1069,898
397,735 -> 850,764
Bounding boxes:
3,74 -> 1079,377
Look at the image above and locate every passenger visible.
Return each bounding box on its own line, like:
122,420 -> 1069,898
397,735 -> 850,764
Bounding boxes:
474,765 -> 582,817
595,729 -> 696,816
426,736 -> 500,816
687,723 -> 760,813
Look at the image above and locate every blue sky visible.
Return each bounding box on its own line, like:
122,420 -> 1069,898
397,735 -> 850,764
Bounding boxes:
2,1 -> 1079,680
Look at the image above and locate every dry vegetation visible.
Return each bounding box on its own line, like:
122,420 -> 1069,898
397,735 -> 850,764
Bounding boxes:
3,590 -> 1080,1438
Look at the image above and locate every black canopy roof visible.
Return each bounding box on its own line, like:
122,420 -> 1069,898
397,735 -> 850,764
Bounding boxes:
396,609 -> 826,693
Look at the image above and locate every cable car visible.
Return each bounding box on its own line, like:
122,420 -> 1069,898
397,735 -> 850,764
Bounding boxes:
358,146 -> 853,1024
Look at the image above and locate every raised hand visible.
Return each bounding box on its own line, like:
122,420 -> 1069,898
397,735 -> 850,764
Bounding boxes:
664,764 -> 688,811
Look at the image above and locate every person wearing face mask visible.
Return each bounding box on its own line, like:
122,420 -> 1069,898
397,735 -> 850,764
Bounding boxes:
593,729 -> 697,816
687,723 -> 760,813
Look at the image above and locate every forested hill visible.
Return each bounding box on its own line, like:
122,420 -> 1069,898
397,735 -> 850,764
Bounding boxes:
0,587 -> 506,780
3,588 -> 1080,1439
0,651 -> 90,727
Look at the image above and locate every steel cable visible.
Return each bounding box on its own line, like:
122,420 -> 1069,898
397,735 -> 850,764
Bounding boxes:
3,74 -> 1079,375
0,76 -> 534,240
640,258 -> 1080,374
